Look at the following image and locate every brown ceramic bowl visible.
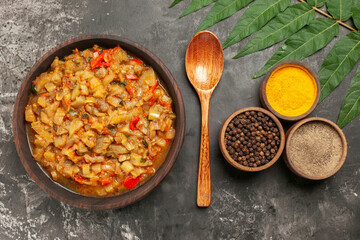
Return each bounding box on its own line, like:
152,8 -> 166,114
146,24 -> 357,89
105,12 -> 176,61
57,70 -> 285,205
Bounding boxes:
219,107 -> 285,172
260,61 -> 320,122
283,117 -> 347,180
12,35 -> 186,210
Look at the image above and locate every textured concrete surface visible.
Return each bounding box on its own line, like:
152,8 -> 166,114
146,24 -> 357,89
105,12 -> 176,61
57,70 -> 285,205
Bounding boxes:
1,0 -> 359,239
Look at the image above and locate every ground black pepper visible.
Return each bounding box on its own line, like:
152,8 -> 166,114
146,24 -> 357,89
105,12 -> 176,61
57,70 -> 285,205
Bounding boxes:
225,111 -> 280,167
287,121 -> 343,178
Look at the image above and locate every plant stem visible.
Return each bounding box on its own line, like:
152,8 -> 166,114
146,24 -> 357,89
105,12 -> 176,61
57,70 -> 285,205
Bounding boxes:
298,0 -> 358,32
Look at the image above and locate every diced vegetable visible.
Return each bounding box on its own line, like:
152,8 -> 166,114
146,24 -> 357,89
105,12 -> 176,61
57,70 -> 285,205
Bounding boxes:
130,168 -> 146,178
155,138 -> 167,148
40,112 -> 52,125
37,96 -> 48,107
84,154 -> 105,163
44,82 -> 57,92
119,154 -> 130,162
130,153 -> 152,167
140,69 -> 156,86
82,164 -> 91,175
108,144 -> 129,155
54,108 -> 66,125
165,128 -> 175,139
121,161 -> 134,173
69,119 -> 84,136
148,106 -> 160,120
122,175 -> 140,189
54,135 -> 67,148
25,105 -> 36,122
103,71 -> 115,85
91,163 -> 102,174
43,151 -> 55,162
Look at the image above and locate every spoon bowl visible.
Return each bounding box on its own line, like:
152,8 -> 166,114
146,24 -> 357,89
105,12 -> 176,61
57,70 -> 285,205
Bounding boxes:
185,31 -> 224,207
186,31 -> 224,91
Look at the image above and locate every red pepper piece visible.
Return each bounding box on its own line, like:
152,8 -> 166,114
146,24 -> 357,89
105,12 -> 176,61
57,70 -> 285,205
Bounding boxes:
100,178 -> 112,186
102,62 -> 111,67
147,95 -> 156,106
165,139 -> 170,144
102,127 -> 110,135
125,74 -> 139,81
149,79 -> 158,93
131,59 -> 143,65
129,116 -> 140,131
125,85 -> 135,99
74,175 -> 84,184
91,52 -> 104,70
122,176 -> 140,189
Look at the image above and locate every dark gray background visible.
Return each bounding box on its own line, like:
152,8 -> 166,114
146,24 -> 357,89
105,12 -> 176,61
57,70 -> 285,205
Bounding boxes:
1,0 -> 359,239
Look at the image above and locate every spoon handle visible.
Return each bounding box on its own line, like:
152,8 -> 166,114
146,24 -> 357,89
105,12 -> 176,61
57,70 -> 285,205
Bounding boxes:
197,91 -> 211,207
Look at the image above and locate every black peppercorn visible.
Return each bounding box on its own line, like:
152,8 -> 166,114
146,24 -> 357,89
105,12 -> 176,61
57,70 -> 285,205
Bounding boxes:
224,111 -> 280,168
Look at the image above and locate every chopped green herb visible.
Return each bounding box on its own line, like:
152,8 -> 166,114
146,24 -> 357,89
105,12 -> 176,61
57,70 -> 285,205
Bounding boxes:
30,84 -> 37,95
142,140 -> 148,148
95,67 -> 100,70
110,81 -> 126,87
69,109 -> 77,116
75,150 -> 84,156
88,57 -> 91,62
140,158 -> 146,163
106,125 -> 117,135
81,113 -> 89,119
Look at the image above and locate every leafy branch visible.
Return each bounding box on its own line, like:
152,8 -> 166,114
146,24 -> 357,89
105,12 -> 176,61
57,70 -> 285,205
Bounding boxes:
170,0 -> 360,128
298,0 -> 357,32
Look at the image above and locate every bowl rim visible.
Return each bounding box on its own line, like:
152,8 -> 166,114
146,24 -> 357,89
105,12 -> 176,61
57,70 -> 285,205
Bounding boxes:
259,60 -> 321,122
12,34 -> 186,210
219,107 -> 285,172
283,117 -> 347,180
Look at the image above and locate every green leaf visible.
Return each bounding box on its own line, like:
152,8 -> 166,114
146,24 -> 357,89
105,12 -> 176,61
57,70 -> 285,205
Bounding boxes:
352,5 -> 360,30
326,0 -> 353,21
223,0 -> 291,49
170,0 -> 184,8
254,18 -> 339,78
234,3 -> 315,57
31,84 -> 37,95
69,109 -> 77,117
319,32 -> 360,102
337,66 -> 360,128
196,0 -> 254,33
179,0 -> 217,18
307,0 -> 326,7
81,113 -> 89,119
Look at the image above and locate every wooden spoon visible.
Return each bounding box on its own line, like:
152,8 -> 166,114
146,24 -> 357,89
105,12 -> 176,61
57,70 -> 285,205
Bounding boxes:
185,31 -> 224,207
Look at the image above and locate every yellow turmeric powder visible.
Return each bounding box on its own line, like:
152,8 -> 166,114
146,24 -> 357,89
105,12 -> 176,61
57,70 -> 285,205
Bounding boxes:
266,65 -> 317,117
